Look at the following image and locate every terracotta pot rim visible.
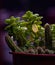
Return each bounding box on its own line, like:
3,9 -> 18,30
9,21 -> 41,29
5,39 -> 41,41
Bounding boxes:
9,52 -> 55,57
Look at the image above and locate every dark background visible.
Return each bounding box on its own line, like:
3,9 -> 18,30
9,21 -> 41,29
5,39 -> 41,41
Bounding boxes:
0,0 -> 55,24
0,0 -> 55,65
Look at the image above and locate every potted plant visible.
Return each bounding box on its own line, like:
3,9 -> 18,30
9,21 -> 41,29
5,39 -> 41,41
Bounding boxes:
5,11 -> 55,65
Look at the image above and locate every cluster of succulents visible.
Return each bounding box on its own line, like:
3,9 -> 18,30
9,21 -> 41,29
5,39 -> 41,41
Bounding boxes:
5,11 -> 55,54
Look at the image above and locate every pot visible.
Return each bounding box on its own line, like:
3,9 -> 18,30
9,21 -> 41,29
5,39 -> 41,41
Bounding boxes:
10,52 -> 55,65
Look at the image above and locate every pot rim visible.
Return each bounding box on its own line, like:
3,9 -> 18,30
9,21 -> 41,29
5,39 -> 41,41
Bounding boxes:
9,52 -> 55,57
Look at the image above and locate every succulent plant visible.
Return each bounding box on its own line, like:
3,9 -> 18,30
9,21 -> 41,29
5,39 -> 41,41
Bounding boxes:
5,11 -> 55,54
5,35 -> 24,53
44,23 -> 52,50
